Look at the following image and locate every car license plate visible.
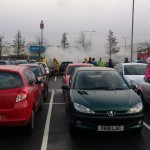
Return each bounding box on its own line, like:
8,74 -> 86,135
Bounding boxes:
98,125 -> 124,131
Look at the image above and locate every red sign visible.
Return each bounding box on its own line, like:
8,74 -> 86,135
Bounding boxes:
40,20 -> 44,29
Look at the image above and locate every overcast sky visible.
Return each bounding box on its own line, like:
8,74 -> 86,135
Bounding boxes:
1,0 -> 150,61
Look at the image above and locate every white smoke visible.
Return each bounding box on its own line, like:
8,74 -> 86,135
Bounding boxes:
45,46 -> 90,66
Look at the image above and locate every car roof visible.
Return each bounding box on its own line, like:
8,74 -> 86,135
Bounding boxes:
0,65 -> 28,73
122,63 -> 147,66
76,66 -> 115,71
67,63 -> 93,67
36,62 -> 46,64
15,60 -> 28,62
19,64 -> 40,67
0,60 -> 11,62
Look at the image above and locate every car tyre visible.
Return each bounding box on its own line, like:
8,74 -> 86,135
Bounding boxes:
25,110 -> 34,135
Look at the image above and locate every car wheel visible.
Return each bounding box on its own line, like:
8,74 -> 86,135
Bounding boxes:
25,110 -> 34,134
43,87 -> 48,100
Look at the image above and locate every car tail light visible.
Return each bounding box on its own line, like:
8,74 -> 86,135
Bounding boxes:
16,89 -> 28,102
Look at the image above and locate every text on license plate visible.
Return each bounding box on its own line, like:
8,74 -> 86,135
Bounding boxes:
98,126 -> 124,131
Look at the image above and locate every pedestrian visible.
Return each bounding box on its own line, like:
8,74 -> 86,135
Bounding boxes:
144,57 -> 150,82
124,57 -> 129,63
87,57 -> 92,64
83,58 -> 88,63
41,56 -> 47,63
53,58 -> 59,76
97,57 -> 105,67
91,58 -> 98,66
107,59 -> 114,68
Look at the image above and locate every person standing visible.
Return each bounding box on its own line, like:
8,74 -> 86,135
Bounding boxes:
107,59 -> 114,68
124,57 -> 129,63
87,57 -> 92,64
83,58 -> 88,63
91,58 -> 98,66
97,57 -> 104,67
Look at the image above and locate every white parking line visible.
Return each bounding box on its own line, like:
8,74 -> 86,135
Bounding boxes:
41,90 -> 54,150
53,103 -> 65,105
143,122 -> 150,130
54,76 -> 57,81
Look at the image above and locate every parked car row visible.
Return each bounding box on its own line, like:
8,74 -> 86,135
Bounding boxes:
0,60 -> 52,134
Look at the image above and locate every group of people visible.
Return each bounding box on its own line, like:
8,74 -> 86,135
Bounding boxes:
83,57 -> 114,68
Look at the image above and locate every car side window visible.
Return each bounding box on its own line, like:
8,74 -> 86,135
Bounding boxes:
24,69 -> 37,85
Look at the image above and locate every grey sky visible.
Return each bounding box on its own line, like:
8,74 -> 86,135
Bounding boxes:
1,0 -> 150,61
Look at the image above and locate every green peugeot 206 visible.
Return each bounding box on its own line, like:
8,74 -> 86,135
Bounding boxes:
62,67 -> 144,134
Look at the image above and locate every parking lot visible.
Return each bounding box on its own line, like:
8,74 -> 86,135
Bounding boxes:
0,76 -> 150,150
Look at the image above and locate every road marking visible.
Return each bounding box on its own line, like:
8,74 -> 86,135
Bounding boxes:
143,122 -> 150,130
54,76 -> 57,81
41,90 -> 54,150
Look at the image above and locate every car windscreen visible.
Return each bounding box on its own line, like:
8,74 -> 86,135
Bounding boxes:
0,71 -> 23,89
67,65 -> 90,75
75,70 -> 129,90
29,66 -> 43,76
124,65 -> 146,75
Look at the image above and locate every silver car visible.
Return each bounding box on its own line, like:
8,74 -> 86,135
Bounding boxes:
114,63 -> 147,89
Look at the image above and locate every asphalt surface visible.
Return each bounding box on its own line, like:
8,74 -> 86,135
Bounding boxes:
0,76 -> 150,150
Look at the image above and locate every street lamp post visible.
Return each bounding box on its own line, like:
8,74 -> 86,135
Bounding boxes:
86,31 -> 96,57
122,37 -> 130,58
131,0 -> 134,62
40,20 -> 44,61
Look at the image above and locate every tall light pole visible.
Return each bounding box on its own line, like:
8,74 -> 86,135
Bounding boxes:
122,37 -> 130,58
86,31 -> 96,57
40,20 -> 44,60
131,0 -> 134,62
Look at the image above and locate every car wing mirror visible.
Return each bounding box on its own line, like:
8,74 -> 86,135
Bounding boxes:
130,84 -> 137,90
29,80 -> 34,85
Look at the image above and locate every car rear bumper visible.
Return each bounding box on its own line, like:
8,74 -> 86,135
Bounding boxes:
70,113 -> 144,132
0,100 -> 32,127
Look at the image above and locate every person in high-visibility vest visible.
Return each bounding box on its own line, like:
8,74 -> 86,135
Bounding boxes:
41,56 -> 47,63
53,58 -> 59,76
97,57 -> 105,67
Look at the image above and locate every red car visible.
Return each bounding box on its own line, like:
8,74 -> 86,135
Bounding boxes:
0,65 -> 43,134
20,64 -> 49,100
62,63 -> 93,84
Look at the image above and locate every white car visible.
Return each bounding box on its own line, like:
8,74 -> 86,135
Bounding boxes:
114,63 -> 147,88
36,62 -> 50,75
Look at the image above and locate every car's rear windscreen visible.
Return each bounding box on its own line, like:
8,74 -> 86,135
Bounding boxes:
0,71 -> 23,89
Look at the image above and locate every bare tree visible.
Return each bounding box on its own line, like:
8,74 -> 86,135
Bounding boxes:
0,35 -> 10,59
61,32 -> 69,48
74,31 -> 90,50
28,35 -> 49,60
106,30 -> 120,59
13,31 -> 26,60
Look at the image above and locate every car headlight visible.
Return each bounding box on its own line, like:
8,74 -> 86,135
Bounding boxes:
74,103 -> 95,114
127,102 -> 143,114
